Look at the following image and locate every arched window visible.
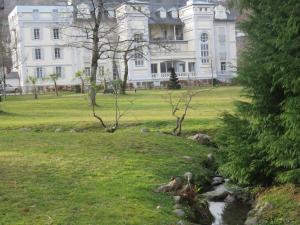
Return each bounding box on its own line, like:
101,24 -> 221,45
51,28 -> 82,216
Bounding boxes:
134,33 -> 144,66
200,33 -> 209,64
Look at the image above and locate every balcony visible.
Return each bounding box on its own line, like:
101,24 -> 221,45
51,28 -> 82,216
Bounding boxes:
149,24 -> 184,42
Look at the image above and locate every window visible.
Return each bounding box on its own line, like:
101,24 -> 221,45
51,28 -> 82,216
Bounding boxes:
200,33 -> 209,64
53,28 -> 60,39
162,28 -> 168,40
34,28 -> 40,39
175,25 -> 183,40
84,67 -> 91,76
188,62 -> 195,73
221,62 -> 226,73
55,66 -> 63,78
160,61 -> 185,73
201,33 -> 208,42
36,67 -> 43,79
54,48 -> 61,59
134,33 -> 144,67
135,47 -> 144,66
160,61 -> 172,73
151,64 -> 158,73
98,66 -> 104,76
35,48 -> 41,60
33,9 -> 39,20
134,33 -> 143,42
175,61 -> 185,72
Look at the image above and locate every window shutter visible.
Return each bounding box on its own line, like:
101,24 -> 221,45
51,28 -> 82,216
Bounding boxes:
50,28 -> 53,40
41,48 -> 45,60
40,28 -> 43,40
62,67 -> 65,78
31,28 -> 34,40
32,48 -> 35,60
61,48 -> 64,59
42,68 -> 46,78
34,68 -> 37,78
52,48 -> 55,60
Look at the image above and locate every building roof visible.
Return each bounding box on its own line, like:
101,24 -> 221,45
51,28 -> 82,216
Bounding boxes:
149,12 -> 183,25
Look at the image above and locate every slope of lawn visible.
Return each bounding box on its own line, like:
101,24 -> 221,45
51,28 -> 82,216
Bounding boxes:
0,87 -> 242,224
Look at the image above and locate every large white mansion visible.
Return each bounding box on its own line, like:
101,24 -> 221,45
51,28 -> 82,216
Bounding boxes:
8,0 -> 237,89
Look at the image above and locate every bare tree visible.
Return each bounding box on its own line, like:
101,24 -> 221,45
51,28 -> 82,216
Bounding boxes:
92,79 -> 133,132
167,89 -> 212,136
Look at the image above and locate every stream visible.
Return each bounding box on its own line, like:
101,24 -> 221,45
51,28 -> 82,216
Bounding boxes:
207,181 -> 251,225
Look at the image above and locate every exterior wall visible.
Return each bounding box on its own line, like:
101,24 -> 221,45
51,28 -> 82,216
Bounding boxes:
116,3 -> 151,85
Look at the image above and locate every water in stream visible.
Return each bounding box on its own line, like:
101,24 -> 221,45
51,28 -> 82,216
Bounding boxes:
208,183 -> 251,225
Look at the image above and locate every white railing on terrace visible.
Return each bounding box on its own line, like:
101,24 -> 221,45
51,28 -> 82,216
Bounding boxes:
152,72 -> 196,80
217,71 -> 235,79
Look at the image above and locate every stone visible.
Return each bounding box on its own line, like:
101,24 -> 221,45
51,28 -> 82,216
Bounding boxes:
19,128 -> 30,132
182,156 -> 193,161
188,133 -> 212,145
69,129 -> 76,133
224,193 -> 236,203
173,204 -> 182,209
156,205 -> 161,209
55,128 -> 62,132
183,172 -> 193,182
203,190 -> 230,201
207,153 -> 215,163
140,128 -> 149,133
212,176 -> 225,186
244,216 -> 258,225
156,177 -> 183,193
173,209 -> 185,218
173,195 -> 181,203
177,220 -> 185,225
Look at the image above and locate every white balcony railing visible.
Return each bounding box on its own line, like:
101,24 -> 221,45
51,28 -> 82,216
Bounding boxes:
151,72 -> 196,80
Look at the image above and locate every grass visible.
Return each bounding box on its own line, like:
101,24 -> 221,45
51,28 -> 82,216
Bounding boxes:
0,87 -> 242,131
0,87 -> 242,224
257,185 -> 300,225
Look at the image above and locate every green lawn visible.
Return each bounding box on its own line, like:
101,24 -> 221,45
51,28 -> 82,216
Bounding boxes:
0,87 -> 242,224
0,87 -> 242,131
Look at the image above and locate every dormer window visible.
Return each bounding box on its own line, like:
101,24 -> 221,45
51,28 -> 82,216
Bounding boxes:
215,5 -> 228,20
168,7 -> 178,19
156,7 -> 166,19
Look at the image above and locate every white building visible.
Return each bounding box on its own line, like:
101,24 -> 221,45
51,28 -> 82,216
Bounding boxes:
8,0 -> 237,90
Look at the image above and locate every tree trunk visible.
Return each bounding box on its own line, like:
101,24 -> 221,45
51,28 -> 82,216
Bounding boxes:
90,15 -> 101,106
121,55 -> 129,95
103,78 -> 107,93
54,80 -> 58,96
34,86 -> 37,99
81,78 -> 84,94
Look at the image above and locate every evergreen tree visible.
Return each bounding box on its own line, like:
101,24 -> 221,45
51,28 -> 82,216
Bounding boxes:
167,67 -> 181,90
217,0 -> 300,186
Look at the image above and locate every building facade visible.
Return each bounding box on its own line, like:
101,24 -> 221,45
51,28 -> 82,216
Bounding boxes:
8,0 -> 237,90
